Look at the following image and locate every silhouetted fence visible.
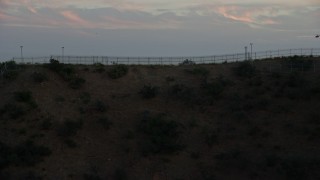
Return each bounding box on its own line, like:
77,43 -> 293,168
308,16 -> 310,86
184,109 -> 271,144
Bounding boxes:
10,48 -> 320,65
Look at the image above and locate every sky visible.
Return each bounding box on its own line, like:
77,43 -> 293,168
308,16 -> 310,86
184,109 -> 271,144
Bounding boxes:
0,0 -> 319,60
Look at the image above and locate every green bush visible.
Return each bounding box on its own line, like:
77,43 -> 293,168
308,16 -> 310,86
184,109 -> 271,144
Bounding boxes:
108,65 -> 128,79
139,85 -> 158,99
234,61 -> 256,78
138,113 -> 182,155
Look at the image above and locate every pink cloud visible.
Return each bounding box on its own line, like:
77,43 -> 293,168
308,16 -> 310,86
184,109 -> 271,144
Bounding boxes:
216,6 -> 254,23
60,11 -> 93,28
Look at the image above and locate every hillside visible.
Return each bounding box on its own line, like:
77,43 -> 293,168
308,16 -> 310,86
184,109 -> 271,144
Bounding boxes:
1,57 -> 320,180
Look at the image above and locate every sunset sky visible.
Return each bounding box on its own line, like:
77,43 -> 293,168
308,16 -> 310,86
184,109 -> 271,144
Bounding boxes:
0,0 -> 319,59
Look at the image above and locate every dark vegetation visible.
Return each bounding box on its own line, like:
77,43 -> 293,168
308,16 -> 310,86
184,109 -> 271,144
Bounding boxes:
0,56 -> 320,179
46,59 -> 85,89
0,140 -> 51,169
0,61 -> 19,80
137,112 -> 182,155
139,85 -> 158,99
107,64 -> 128,79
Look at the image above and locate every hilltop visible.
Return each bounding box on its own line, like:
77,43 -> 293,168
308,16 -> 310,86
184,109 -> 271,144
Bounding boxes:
1,57 -> 320,180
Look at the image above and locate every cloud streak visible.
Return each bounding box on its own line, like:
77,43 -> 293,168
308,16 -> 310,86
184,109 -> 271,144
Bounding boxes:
0,0 -> 319,31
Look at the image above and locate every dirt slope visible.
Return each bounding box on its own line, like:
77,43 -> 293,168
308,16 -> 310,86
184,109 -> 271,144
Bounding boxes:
0,58 -> 320,180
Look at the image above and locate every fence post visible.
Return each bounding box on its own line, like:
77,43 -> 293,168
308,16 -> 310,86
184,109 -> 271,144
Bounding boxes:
290,49 -> 292,56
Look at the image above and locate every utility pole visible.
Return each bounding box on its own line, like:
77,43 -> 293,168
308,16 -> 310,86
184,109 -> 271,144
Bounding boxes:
250,43 -> 253,60
61,47 -> 64,61
245,46 -> 248,60
20,46 -> 23,62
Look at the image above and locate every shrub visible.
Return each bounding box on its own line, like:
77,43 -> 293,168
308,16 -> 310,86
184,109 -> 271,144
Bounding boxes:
180,59 -> 195,65
108,65 -> 128,79
41,118 -> 52,130
0,140 -> 51,169
1,61 -> 19,80
168,84 -> 199,104
165,76 -> 175,82
64,139 -> 77,148
46,60 -> 85,89
282,56 -> 313,72
79,92 -> 91,104
93,63 -> 105,73
185,67 -> 209,77
138,113 -> 182,155
47,59 -> 61,72
68,77 -> 85,89
2,71 -> 18,80
139,85 -> 158,99
31,72 -> 48,83
234,61 -> 256,78
97,117 -> 113,130
0,61 -> 18,80
1,103 -> 25,119
14,90 -> 37,109
204,80 -> 224,98
83,173 -> 102,180
1,61 -> 17,70
13,141 -> 51,166
94,100 -> 107,112
14,91 -> 32,103
202,127 -> 218,147
57,119 -> 83,137
113,168 -> 127,180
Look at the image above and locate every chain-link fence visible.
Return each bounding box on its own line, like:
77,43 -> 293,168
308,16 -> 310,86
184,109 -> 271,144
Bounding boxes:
9,48 -> 320,66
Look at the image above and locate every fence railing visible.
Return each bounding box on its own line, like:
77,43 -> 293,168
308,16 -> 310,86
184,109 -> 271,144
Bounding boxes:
10,48 -> 320,65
